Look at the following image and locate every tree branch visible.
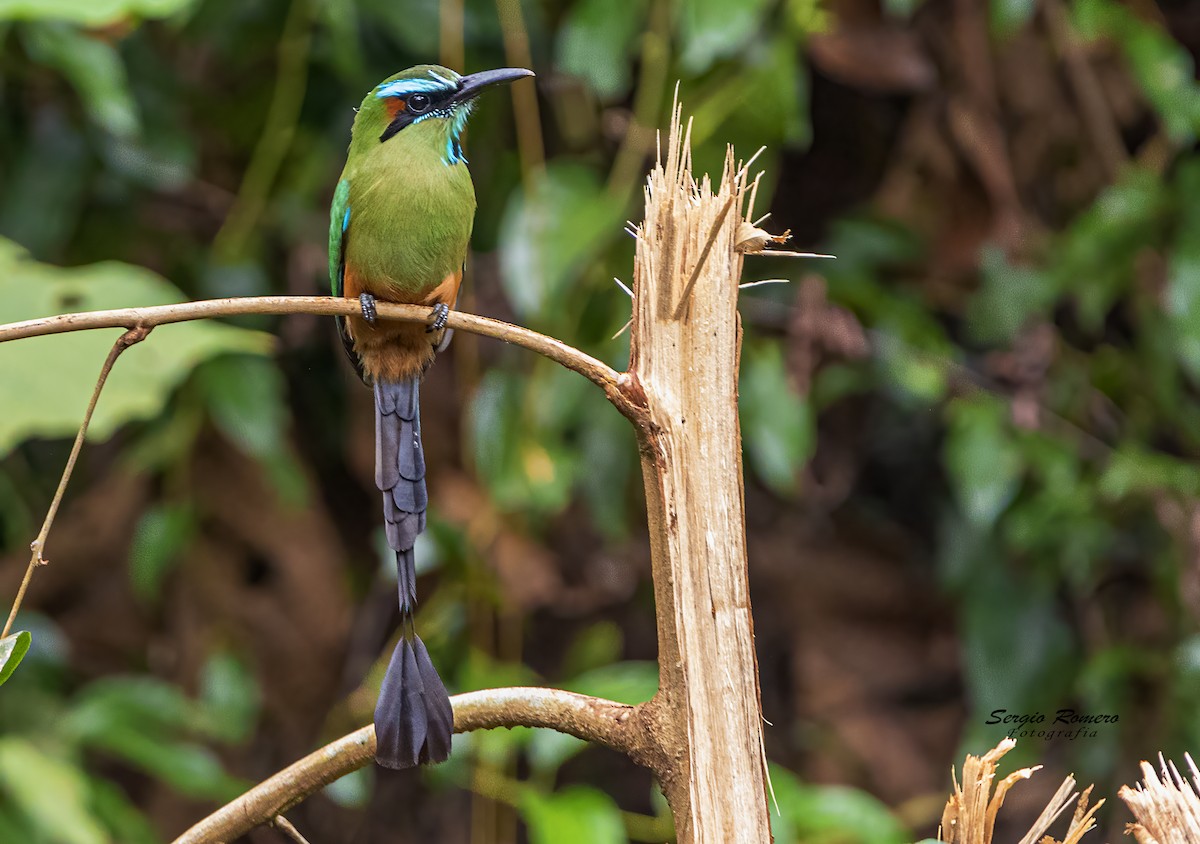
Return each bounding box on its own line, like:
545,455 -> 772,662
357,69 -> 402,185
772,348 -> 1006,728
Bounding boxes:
172,688 -> 650,844
629,101 -> 770,842
0,296 -> 640,419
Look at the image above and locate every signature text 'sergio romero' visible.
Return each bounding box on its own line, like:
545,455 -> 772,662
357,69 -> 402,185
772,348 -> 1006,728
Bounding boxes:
985,709 -> 1119,741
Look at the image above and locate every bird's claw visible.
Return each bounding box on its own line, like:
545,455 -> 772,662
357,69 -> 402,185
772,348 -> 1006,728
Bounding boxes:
427,303 -> 450,334
359,293 -> 377,325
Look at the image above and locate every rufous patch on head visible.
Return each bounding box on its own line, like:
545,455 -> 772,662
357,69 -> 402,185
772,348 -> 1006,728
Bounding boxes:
385,98 -> 407,121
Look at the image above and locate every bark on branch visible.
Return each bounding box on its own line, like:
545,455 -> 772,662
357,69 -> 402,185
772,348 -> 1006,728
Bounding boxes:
629,106 -> 771,842
172,688 -> 651,844
0,295 -> 640,419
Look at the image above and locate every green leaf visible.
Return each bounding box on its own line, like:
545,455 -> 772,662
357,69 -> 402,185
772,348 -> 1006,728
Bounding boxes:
557,0 -> 647,98
197,354 -> 288,458
1053,168 -> 1167,329
23,23 -> 140,138
690,34 -> 808,152
498,164 -> 624,323
67,677 -> 192,743
1165,161 -> 1200,379
1098,444 -> 1200,500
945,398 -> 1023,528
323,767 -> 372,810
469,370 -> 577,515
1074,0 -> 1200,141
678,0 -> 774,73
567,661 -> 659,705
519,786 -> 625,844
968,248 -> 1056,344
989,0 -> 1035,37
1167,251 -> 1200,377
197,649 -> 260,743
128,503 -> 194,602
0,117 -> 88,256
81,723 -> 245,800
883,0 -> 924,18
958,560 -> 1076,732
196,353 -> 306,504
578,395 -> 637,538
88,779 -> 159,844
768,763 -> 908,844
0,239 -> 272,455
0,0 -> 195,24
0,631 -> 32,687
740,343 -> 814,495
562,622 -> 623,677
0,738 -> 107,844
0,807 -> 34,844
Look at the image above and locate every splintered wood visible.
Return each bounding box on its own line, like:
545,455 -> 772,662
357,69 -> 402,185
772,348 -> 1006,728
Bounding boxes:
629,102 -> 770,843
940,739 -> 1103,844
1119,754 -> 1200,844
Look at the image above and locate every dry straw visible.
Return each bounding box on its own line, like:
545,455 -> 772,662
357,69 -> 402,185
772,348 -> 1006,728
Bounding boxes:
940,739 -> 1102,844
1119,754 -> 1200,843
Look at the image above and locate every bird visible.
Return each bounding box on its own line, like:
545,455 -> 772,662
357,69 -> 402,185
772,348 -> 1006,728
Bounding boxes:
329,64 -> 534,768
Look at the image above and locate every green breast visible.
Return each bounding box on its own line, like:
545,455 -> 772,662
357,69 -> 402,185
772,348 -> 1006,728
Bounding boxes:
343,119 -> 476,297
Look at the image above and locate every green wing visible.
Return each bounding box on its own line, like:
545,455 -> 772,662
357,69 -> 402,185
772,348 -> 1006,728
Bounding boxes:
329,178 -> 366,381
329,177 -> 351,296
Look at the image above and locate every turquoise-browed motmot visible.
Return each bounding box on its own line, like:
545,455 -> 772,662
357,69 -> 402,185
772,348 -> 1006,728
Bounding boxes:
329,64 -> 533,769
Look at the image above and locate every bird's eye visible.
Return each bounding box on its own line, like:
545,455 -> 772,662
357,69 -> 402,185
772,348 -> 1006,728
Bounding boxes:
407,94 -> 431,114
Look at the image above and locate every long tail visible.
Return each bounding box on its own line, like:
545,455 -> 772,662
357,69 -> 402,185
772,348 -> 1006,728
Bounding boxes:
372,378 -> 453,768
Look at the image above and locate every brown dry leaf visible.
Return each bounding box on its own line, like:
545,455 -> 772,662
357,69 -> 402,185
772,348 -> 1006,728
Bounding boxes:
735,221 -> 792,253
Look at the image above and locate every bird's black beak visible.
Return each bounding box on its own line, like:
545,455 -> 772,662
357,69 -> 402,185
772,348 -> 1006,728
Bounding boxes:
451,67 -> 535,104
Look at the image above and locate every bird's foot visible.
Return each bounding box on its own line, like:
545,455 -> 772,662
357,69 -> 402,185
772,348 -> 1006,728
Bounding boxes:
359,293 -> 377,325
427,303 -> 450,334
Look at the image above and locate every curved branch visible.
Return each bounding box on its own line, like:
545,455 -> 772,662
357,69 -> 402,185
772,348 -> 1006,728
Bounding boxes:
172,687 -> 648,844
0,295 -> 640,417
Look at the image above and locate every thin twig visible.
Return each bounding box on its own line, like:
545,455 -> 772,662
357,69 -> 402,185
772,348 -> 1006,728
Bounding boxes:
1,326 -> 150,640
271,815 -> 312,844
748,250 -> 835,259
172,687 -> 652,844
0,296 -> 639,419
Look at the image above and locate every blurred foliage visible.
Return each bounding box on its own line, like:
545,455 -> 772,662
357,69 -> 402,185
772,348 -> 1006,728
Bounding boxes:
0,239 -> 271,453
2,0 -> 1200,840
0,618 -> 256,842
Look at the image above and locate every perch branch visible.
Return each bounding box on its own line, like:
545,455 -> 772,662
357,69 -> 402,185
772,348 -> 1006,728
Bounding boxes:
172,688 -> 648,844
1,326 -> 150,639
0,296 -> 638,419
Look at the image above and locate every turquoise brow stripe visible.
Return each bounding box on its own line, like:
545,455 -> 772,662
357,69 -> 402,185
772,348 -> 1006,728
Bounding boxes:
375,77 -> 456,98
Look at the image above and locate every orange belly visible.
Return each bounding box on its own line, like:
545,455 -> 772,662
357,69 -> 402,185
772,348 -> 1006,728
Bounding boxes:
343,264 -> 462,382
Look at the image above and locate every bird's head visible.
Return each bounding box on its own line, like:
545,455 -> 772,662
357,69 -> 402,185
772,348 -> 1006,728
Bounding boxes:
351,64 -> 533,164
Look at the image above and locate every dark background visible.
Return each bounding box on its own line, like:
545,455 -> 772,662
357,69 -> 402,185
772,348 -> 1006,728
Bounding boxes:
2,0 -> 1200,841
